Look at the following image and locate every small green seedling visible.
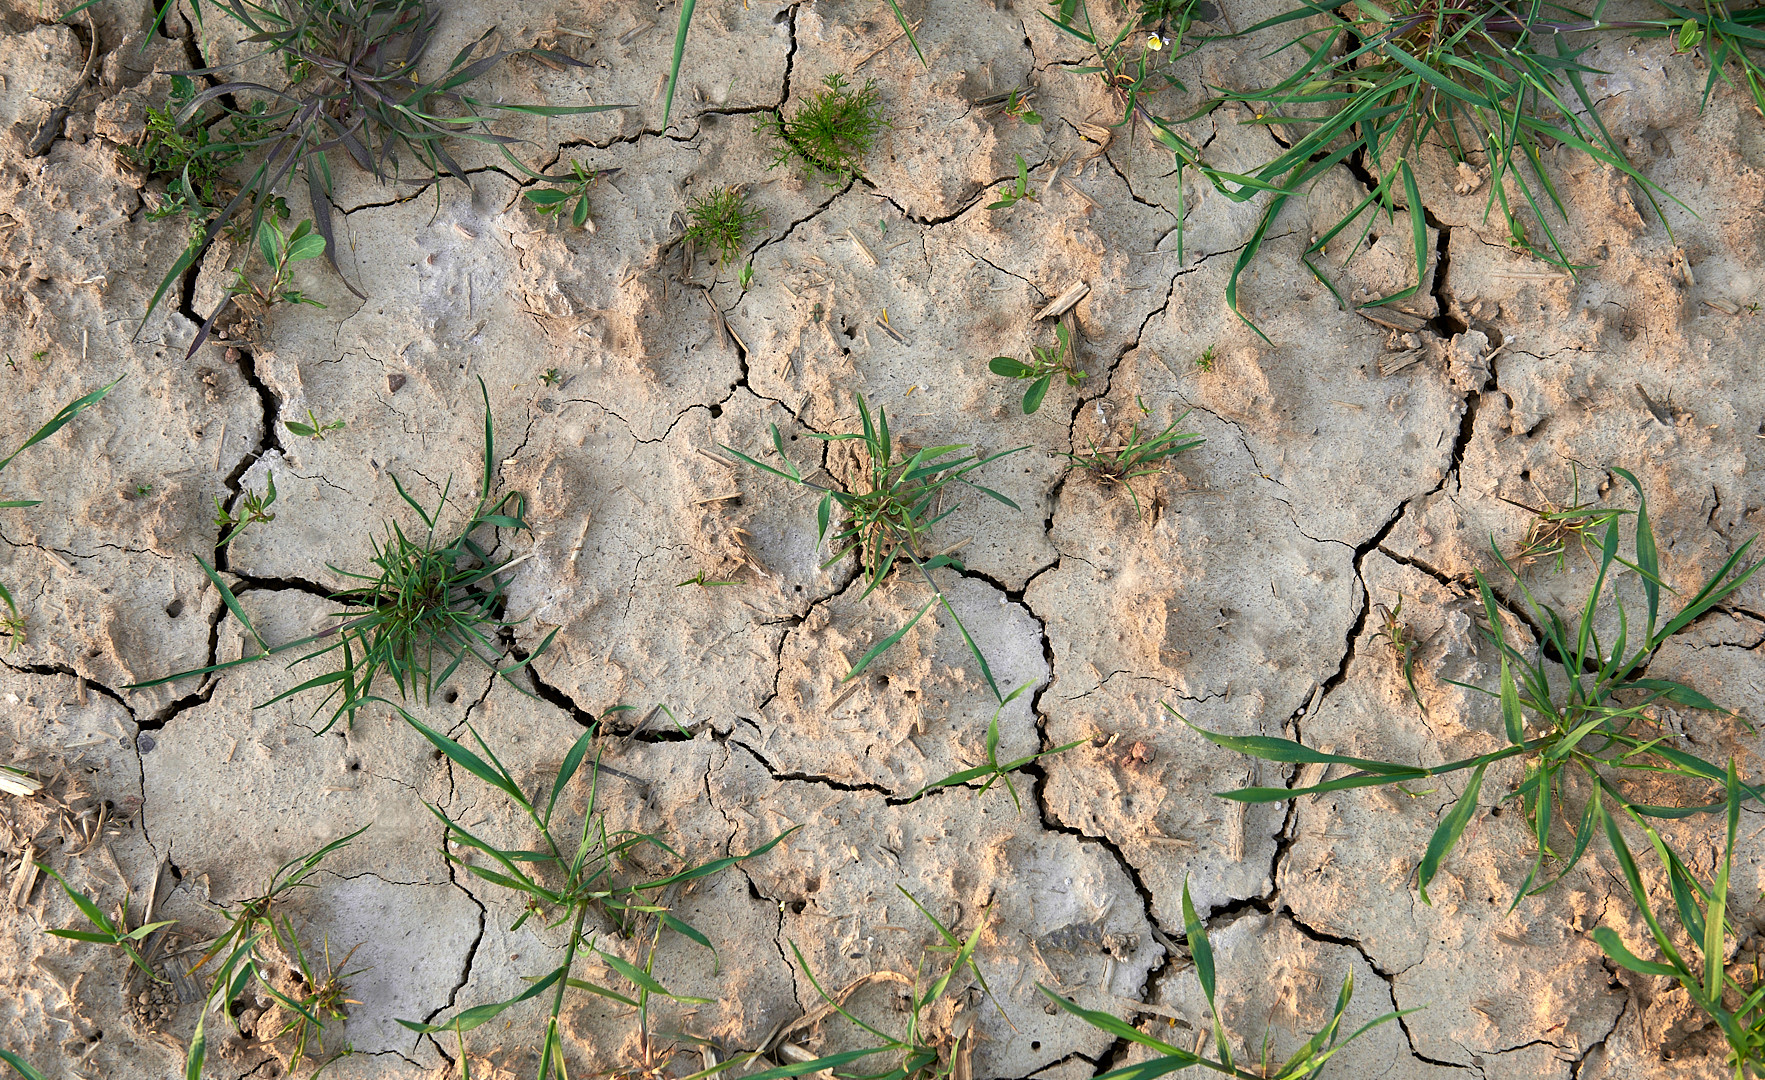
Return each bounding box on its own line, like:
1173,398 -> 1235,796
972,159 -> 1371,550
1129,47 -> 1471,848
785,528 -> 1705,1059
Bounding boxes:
759,73 -> 887,183
1064,409 -> 1205,518
286,407 -> 346,441
1045,879 -> 1406,1078
738,259 -> 756,291
134,483 -> 154,498
1003,88 -> 1042,124
685,186 -> 764,265
1,379 -> 120,650
395,711 -> 793,1080
540,368 -> 562,387
1371,594 -> 1425,714
906,684 -> 1084,810
1189,468 -> 1764,909
38,864 -> 175,980
524,159 -> 597,230
131,379 -> 557,734
722,395 -> 1026,700
1195,344 -> 1216,373
989,321 -> 1083,413
216,470 -> 279,547
676,571 -> 737,588
985,154 -> 1036,210
1597,761 -> 1765,1076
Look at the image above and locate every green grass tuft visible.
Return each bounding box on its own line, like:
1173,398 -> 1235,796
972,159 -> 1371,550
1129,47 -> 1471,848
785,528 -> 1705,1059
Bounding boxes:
1187,467 -> 1763,909
759,74 -> 888,183
130,379 -> 556,734
685,186 -> 764,265
722,395 -> 1025,699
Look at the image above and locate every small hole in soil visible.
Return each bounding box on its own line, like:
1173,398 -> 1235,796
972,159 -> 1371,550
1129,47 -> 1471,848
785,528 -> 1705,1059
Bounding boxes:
164,598 -> 184,619
431,749 -> 445,761
788,899 -> 806,914
709,403 -> 723,418
443,688 -> 459,704
1031,1042 -> 1041,1051
794,585 -> 803,592
1519,469 -> 1530,483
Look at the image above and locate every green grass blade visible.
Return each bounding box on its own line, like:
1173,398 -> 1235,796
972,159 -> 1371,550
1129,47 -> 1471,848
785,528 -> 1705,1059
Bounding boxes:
661,0 -> 697,131
1417,762 -> 1486,904
0,1050 -> 49,1080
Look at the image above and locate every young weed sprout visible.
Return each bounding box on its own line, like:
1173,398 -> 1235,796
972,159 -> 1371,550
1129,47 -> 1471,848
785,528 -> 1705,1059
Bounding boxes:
989,321 -> 1085,414
724,396 -> 1026,700
1044,880 -> 1406,1080
216,471 -> 280,547
685,186 -> 764,266
1064,407 -> 1204,518
759,74 -> 888,184
0,379 -> 120,650
131,379 -> 556,733
143,0 -> 620,354
41,827 -> 369,1078
524,160 -> 598,231
985,154 -> 1037,210
1187,468 -> 1763,909
905,684 -> 1085,809
394,712 -> 793,1080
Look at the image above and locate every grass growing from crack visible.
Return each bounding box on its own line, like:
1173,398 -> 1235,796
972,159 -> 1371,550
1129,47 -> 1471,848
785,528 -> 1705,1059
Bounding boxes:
1598,761 -> 1765,1076
1209,0 -> 1677,332
141,0 -> 618,353
125,74 -> 277,225
42,827 -> 368,1077
1045,879 -> 1407,1079
393,709 -> 793,1080
759,74 -> 888,184
0,379 -> 119,650
130,378 -> 556,733
216,470 -> 280,547
989,321 -> 1084,414
1187,467 -> 1763,908
1063,407 -> 1204,518
722,395 -> 1025,701
685,186 -> 764,266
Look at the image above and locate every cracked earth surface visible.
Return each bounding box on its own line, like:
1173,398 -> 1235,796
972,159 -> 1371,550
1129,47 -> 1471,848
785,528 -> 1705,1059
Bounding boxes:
2,0 -> 1765,1076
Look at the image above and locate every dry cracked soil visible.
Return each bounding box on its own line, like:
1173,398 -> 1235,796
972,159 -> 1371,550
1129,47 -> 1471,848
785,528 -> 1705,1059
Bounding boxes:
2,0 -> 1764,1077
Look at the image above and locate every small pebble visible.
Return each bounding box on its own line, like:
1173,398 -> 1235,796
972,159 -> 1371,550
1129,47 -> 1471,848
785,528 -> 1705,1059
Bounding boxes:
136,732 -> 155,753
